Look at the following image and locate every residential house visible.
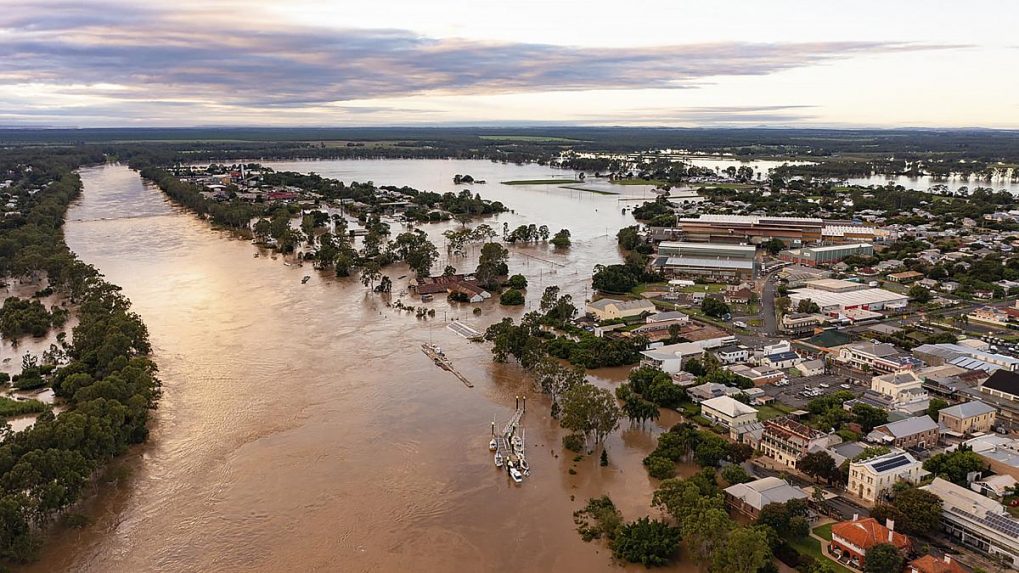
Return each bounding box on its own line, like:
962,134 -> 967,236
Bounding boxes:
724,288 -> 754,305
760,416 -> 834,468
868,416 -> 940,449
639,337 -> 735,373
700,396 -> 759,431
848,449 -> 925,502
688,382 -> 742,403
831,517 -> 911,568
908,555 -> 970,573
724,477 -> 807,518
798,359 -> 826,377
586,298 -> 656,321
922,478 -> 1019,568
938,401 -> 997,435
887,270 -> 924,283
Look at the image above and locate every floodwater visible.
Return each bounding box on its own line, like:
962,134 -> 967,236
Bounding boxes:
25,162 -> 697,572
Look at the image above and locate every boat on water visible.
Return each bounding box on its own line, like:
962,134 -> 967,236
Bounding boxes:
509,467 -> 523,484
283,262 -> 292,267
302,276 -> 311,284
494,453 -> 504,467
488,439 -> 497,451
511,435 -> 523,449
253,253 -> 259,258
518,458 -> 529,473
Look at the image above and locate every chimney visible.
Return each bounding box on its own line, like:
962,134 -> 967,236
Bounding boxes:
886,519 -> 895,542
852,513 -> 859,522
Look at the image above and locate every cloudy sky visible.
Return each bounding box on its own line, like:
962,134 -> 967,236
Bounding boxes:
2,0 -> 1017,128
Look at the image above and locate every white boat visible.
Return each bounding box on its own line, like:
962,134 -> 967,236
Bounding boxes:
302,276 -> 311,284
488,439 -> 497,451
509,467 -> 523,484
518,458 -> 529,473
511,435 -> 522,449
494,453 -> 504,467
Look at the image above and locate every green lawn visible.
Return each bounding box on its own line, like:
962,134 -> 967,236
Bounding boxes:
756,403 -> 795,421
813,523 -> 834,541
632,282 -> 669,295
609,178 -> 667,186
787,534 -> 851,573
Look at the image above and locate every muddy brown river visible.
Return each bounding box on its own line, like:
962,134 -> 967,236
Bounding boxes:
24,162 -> 698,572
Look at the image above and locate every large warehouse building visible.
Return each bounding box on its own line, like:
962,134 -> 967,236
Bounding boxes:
789,278 -> 907,314
677,215 -> 824,246
652,241 -> 758,282
676,215 -> 885,247
779,243 -> 874,267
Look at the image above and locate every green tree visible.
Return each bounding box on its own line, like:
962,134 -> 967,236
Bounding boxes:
550,228 -> 572,248
851,403 -> 888,432
798,451 -> 839,484
923,447 -> 988,485
890,487 -> 943,536
711,526 -> 770,573
500,289 -> 525,306
721,464 -> 751,485
927,398 -> 949,420
909,284 -> 932,303
863,543 -> 904,573
507,274 -> 528,289
611,517 -> 681,567
476,242 -> 509,289
701,297 -> 730,319
560,383 -> 621,446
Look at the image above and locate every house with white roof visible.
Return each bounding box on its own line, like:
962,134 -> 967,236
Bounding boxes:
700,396 -> 758,431
724,476 -> 807,518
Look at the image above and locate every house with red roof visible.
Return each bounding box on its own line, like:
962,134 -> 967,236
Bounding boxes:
909,554 -> 970,573
830,516 -> 911,568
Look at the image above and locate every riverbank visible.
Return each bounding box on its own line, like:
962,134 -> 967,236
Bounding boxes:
0,155 -> 159,565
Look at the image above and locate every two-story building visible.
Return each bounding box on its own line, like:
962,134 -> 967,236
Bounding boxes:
700,396 -> 758,431
871,371 -> 926,402
848,449 -> 926,503
938,401 -> 997,435
760,416 -> 834,469
868,416 -> 940,450
831,517 -> 911,569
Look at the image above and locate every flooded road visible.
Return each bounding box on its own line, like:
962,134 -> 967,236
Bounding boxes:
26,162 -> 694,572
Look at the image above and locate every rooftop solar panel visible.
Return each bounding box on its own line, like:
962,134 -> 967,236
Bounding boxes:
871,455 -> 911,473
